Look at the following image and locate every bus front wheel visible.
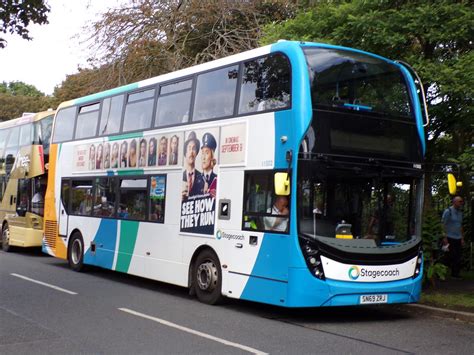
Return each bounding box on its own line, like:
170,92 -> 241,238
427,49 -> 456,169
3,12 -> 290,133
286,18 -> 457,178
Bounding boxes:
193,249 -> 223,305
1,224 -> 11,252
68,232 -> 85,272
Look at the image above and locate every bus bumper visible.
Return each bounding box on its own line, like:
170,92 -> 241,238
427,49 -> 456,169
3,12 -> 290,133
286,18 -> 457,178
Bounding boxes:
9,226 -> 43,247
285,267 -> 423,308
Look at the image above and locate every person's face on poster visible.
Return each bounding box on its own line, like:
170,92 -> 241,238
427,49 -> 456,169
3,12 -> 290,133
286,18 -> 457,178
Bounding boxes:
112,143 -> 119,159
159,138 -> 167,155
149,139 -> 155,156
170,136 -> 178,153
140,141 -> 146,157
186,140 -> 197,167
201,147 -> 214,171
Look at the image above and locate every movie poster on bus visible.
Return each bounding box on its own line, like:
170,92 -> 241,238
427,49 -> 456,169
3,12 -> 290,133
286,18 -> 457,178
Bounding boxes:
180,128 -> 220,235
219,123 -> 246,165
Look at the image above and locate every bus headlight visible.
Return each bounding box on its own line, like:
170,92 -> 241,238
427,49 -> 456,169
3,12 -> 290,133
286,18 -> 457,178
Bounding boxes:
413,248 -> 423,278
300,239 -> 325,280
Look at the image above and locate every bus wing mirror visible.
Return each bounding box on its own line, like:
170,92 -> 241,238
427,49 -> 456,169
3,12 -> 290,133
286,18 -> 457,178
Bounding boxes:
274,172 -> 290,196
447,173 -> 462,195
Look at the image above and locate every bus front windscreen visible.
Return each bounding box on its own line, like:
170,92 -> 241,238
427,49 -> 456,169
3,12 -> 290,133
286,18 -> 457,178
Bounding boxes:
298,161 -> 421,244
304,47 -> 413,119
303,46 -> 423,162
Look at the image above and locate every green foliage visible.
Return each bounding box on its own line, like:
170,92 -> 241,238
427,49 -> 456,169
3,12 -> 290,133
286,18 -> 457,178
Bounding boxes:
0,81 -> 44,97
421,291 -> 474,310
262,0 -> 473,210
422,209 -> 448,286
0,0 -> 50,48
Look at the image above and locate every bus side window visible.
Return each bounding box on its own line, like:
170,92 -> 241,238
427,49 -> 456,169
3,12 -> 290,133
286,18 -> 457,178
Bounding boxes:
239,53 -> 291,115
242,171 -> 290,233
122,89 -> 155,133
16,179 -> 30,217
71,180 -> 93,216
118,178 -> 147,221
93,177 -> 116,218
193,65 -> 239,121
52,107 -> 77,143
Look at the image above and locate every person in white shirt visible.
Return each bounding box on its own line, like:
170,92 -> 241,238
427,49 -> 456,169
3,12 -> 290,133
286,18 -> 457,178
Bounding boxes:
264,195 -> 289,232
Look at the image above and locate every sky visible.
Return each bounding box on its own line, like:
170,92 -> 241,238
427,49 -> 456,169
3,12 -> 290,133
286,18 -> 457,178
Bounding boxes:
0,0 -> 124,95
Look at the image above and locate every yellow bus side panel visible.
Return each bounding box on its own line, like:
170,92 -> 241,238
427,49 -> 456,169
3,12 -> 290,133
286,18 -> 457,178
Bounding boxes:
44,144 -> 67,259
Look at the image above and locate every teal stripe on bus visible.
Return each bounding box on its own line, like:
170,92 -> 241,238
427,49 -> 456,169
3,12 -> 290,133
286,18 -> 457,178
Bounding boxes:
117,169 -> 144,176
73,83 -> 139,106
115,220 -> 140,273
108,132 -> 143,141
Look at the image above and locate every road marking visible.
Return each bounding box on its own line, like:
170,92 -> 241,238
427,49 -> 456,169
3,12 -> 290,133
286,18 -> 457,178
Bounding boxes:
119,307 -> 268,355
11,273 -> 78,295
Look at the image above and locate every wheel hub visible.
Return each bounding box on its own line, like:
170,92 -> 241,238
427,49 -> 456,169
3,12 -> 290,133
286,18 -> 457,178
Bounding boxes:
71,239 -> 82,265
196,261 -> 218,291
2,229 -> 9,248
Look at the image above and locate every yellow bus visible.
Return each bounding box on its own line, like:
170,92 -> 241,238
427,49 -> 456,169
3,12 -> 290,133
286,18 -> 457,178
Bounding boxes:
0,110 -> 54,251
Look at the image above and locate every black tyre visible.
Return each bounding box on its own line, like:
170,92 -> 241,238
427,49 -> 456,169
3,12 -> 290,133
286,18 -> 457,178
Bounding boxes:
68,232 -> 85,272
1,224 -> 11,252
193,249 -> 223,305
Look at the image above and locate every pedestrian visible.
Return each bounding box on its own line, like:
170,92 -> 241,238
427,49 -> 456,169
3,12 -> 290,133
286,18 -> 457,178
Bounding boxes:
441,196 -> 465,279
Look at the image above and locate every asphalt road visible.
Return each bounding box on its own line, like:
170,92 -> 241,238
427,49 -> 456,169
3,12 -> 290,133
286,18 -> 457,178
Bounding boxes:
1,249 -> 473,355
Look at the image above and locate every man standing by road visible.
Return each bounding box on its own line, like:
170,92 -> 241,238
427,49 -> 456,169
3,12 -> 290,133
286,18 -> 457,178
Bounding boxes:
442,196 -> 465,279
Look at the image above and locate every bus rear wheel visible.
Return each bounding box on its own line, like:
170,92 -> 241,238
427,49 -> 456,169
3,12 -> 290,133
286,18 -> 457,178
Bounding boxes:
1,224 -> 11,252
193,249 -> 223,305
68,232 -> 85,272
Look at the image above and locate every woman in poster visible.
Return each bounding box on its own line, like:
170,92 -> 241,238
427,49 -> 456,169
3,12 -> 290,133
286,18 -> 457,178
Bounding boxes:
129,139 -> 137,168
96,144 -> 103,170
138,138 -> 147,167
89,144 -> 96,170
111,142 -> 119,169
120,141 -> 128,168
104,143 -> 111,169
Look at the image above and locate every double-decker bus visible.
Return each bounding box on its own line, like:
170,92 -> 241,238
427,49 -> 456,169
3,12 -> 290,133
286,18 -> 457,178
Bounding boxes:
43,41 -> 427,307
0,110 -> 54,251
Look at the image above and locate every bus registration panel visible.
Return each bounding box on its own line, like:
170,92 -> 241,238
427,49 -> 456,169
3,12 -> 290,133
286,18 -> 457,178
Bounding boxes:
360,294 -> 388,304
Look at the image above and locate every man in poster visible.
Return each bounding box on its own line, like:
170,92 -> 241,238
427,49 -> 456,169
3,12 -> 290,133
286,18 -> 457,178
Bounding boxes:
201,132 -> 217,198
182,131 -> 204,199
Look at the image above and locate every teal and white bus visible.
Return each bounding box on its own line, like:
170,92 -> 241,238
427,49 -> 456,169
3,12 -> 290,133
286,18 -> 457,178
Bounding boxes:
43,41 -> 427,307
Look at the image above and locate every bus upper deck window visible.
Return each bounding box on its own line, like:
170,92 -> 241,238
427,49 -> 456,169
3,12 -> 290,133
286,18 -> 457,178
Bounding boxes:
52,107 -> 76,143
239,54 -> 291,114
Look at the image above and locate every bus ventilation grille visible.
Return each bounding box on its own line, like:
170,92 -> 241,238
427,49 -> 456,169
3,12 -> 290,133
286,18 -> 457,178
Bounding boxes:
44,220 -> 57,250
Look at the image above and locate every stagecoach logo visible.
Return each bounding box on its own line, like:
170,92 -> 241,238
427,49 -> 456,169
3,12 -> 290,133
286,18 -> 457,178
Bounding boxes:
215,229 -> 244,241
348,265 -> 401,280
348,266 -> 360,280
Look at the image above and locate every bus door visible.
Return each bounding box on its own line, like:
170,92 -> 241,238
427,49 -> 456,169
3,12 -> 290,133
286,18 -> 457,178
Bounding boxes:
58,179 -> 71,237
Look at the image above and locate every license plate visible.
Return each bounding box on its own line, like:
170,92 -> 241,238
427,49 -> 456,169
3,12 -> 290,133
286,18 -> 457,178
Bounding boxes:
360,294 -> 388,304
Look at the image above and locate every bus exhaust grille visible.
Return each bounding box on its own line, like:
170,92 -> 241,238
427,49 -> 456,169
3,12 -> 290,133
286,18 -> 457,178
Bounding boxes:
44,220 -> 57,250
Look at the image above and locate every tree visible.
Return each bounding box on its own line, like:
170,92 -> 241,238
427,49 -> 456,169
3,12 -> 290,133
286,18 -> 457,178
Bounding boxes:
0,81 -> 44,97
84,0 -> 295,88
0,0 -> 50,48
262,0 -> 474,207
0,81 -> 54,121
